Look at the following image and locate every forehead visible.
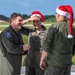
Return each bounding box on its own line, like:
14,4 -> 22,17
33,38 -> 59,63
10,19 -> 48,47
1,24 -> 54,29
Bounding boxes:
33,16 -> 41,21
16,16 -> 23,20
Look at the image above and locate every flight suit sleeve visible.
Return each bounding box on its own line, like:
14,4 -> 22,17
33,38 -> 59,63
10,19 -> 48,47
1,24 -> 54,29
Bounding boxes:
42,30 -> 48,46
72,45 -> 75,56
1,31 -> 23,54
20,27 -> 33,36
72,27 -> 75,55
42,26 -> 55,52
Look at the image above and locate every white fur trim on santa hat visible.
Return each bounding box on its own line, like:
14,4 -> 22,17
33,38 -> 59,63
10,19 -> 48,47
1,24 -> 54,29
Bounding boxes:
56,7 -> 68,16
31,14 -> 41,18
68,34 -> 73,38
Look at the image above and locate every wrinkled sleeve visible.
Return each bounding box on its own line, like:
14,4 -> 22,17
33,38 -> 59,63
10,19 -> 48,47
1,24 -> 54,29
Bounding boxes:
1,32 -> 23,54
42,26 -> 55,53
20,27 -> 33,36
72,27 -> 75,55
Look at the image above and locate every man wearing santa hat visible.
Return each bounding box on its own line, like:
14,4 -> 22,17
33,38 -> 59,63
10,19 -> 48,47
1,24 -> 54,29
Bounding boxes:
40,5 -> 74,75
20,11 -> 47,75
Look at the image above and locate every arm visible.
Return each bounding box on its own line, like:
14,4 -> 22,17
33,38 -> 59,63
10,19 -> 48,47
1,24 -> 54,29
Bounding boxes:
1,31 -> 29,54
40,50 -> 47,70
20,27 -> 33,36
40,26 -> 55,69
72,27 -> 75,56
42,26 -> 55,52
20,17 -> 35,35
20,16 -> 42,35
72,45 -> 75,56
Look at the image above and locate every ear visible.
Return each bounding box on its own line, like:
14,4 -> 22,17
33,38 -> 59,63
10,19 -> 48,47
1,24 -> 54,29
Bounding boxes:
57,14 -> 60,17
11,19 -> 16,25
11,18 -> 15,22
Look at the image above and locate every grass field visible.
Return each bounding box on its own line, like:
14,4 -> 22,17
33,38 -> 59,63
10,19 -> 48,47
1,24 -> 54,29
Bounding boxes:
0,22 -> 75,65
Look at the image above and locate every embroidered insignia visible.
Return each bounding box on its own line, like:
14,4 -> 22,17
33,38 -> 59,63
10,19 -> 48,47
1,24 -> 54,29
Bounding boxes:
6,32 -> 11,38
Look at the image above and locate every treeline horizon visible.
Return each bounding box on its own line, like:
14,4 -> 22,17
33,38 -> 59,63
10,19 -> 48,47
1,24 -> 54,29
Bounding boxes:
0,14 -> 75,22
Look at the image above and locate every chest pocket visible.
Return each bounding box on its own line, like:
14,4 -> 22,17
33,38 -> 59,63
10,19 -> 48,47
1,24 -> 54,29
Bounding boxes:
28,31 -> 47,52
29,32 -> 41,45
28,32 -> 41,52
13,32 -> 23,45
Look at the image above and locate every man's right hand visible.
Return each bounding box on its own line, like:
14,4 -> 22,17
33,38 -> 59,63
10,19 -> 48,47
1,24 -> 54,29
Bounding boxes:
23,44 -> 30,51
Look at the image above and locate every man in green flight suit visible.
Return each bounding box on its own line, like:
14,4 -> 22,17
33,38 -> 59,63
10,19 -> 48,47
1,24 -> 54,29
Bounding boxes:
40,5 -> 74,75
0,13 -> 30,75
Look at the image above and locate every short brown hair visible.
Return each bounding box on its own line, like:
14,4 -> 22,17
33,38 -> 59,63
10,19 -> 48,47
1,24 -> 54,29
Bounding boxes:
9,13 -> 22,23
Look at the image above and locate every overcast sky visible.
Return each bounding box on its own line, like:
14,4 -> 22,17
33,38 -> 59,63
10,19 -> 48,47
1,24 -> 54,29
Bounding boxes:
0,0 -> 75,17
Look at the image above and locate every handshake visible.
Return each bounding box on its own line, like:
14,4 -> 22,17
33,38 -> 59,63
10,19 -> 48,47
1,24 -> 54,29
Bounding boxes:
23,44 -> 30,51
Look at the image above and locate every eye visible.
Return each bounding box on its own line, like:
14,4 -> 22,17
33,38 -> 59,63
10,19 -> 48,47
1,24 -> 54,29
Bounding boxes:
19,20 -> 22,22
33,20 -> 40,22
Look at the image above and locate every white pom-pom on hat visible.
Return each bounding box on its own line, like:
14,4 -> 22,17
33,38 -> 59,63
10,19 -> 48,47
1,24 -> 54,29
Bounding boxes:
68,35 -> 73,38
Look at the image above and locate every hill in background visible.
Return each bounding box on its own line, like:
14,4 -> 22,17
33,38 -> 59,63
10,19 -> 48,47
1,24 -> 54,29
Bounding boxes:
0,14 -> 56,22
0,14 -> 75,22
0,15 -> 9,21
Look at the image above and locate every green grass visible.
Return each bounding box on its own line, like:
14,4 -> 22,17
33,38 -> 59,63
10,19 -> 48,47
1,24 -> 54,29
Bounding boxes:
0,22 -> 75,65
0,22 -> 9,25
72,55 -> 75,64
0,27 -> 6,30
22,35 -> 28,44
22,55 -> 26,65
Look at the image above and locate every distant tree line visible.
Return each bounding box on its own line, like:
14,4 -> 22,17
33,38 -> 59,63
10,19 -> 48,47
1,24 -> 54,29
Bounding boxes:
0,14 -> 75,22
0,15 -> 9,21
0,14 -> 56,22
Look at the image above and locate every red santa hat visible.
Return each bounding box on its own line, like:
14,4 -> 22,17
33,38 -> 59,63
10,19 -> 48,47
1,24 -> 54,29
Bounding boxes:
56,5 -> 74,38
31,11 -> 44,25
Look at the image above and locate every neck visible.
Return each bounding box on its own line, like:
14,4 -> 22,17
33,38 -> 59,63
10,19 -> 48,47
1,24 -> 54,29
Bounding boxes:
11,24 -> 18,32
57,15 -> 66,21
36,26 -> 43,31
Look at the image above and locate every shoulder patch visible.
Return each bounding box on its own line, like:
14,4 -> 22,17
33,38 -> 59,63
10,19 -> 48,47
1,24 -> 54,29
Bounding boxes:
6,32 -> 11,38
